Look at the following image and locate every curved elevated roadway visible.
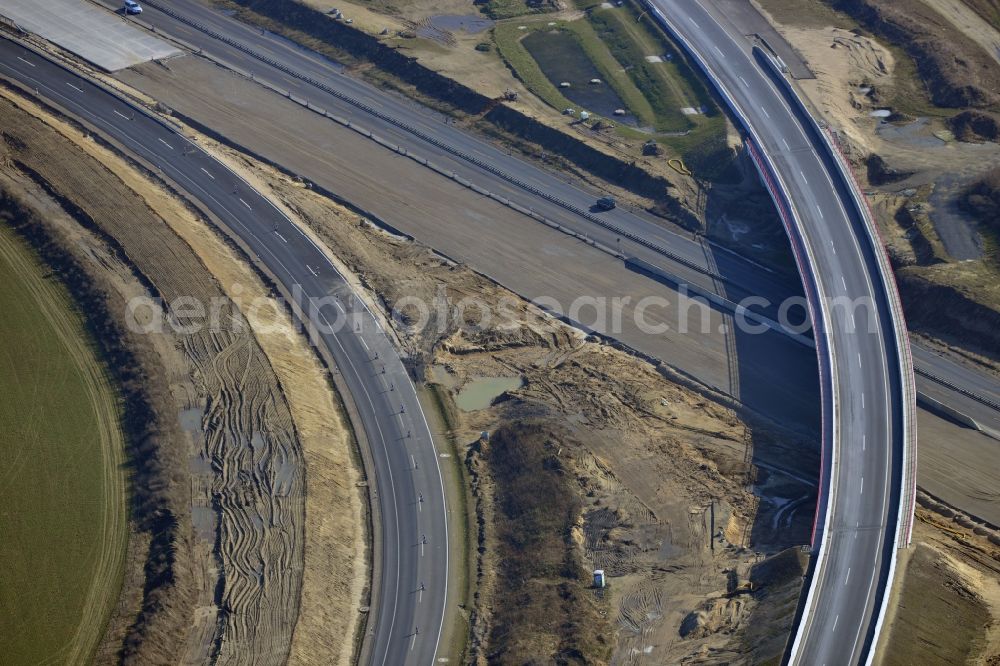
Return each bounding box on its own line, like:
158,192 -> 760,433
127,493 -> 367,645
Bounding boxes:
21,1 -> 1000,661
641,1 -> 916,663
0,37 -> 447,665
94,0 -> 996,432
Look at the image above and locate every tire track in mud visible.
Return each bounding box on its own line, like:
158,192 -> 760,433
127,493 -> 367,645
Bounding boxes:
0,98 -> 305,664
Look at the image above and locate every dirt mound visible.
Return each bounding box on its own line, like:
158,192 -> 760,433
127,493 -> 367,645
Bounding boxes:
866,153 -> 914,185
881,502 -> 1000,664
679,598 -> 746,638
475,424 -> 612,664
961,166 -> 1000,230
832,0 -> 1000,109
241,149 -> 816,664
898,268 -> 1000,357
950,109 -> 1000,143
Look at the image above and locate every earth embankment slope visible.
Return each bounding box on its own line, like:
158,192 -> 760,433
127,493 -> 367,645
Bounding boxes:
0,83 -> 363,665
220,147 -> 821,664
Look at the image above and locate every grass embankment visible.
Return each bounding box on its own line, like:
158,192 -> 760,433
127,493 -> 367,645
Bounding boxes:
494,1 -> 732,178
0,222 -> 126,665
484,424 -> 612,664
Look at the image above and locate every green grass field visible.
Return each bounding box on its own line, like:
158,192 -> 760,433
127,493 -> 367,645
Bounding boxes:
0,224 -> 127,665
493,2 -> 734,179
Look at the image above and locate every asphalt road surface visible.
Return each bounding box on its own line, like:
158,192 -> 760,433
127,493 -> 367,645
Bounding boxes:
99,0 -> 1000,435
0,38 -> 447,666
15,1 -> 1000,662
644,0 -> 909,662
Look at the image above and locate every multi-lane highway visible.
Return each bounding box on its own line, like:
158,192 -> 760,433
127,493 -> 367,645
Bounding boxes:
643,1 -> 914,662
0,38 -> 448,665
7,1 -> 1000,662
92,0 -> 1000,432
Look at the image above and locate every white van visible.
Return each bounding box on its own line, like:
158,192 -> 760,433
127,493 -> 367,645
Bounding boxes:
124,0 -> 142,14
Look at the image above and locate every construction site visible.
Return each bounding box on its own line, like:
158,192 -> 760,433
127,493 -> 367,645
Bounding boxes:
0,0 -> 998,664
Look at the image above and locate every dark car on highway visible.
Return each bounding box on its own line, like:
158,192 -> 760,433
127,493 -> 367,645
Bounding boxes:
595,196 -> 616,211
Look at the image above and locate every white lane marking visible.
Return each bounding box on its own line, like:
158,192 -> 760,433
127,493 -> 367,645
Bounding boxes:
857,352 -> 862,369
739,75 -> 749,87
831,241 -> 837,255
306,264 -> 318,276
860,476 -> 864,494
689,17 -> 700,28
849,312 -> 854,329
861,392 -> 865,409
199,166 -> 215,180
16,56 -> 35,67
816,204 -> 825,219
334,301 -> 345,313
275,231 -> 287,243
782,137 -> 790,150
359,336 -> 369,350
832,614 -> 839,632
841,276 -> 847,290
862,434 -> 866,451
713,45 -> 725,58
761,105 -> 770,119
239,197 -> 252,210
112,109 -> 129,120
411,633 -> 416,651
800,170 -> 808,184
411,454 -> 416,469
8,60 -> 447,661
845,568 -> 851,585
158,137 -> 173,150
66,82 -> 84,93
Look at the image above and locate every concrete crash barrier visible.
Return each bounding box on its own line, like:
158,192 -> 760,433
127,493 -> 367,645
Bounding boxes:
751,44 -> 918,551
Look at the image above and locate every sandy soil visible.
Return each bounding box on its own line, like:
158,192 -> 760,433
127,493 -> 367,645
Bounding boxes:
200,141 -> 820,662
219,0 -> 693,189
161,184 -> 366,666
0,83 -> 362,664
114,54 -> 825,431
916,0 -> 1000,67
881,497 -> 1000,664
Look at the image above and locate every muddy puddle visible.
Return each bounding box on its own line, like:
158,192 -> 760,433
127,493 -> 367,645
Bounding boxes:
455,375 -> 523,411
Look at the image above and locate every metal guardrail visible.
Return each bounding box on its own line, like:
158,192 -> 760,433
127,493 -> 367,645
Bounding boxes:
916,366 -> 1000,413
752,43 -> 916,548
751,41 -> 917,665
138,0 -> 758,285
636,0 -> 837,550
638,3 -> 913,664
